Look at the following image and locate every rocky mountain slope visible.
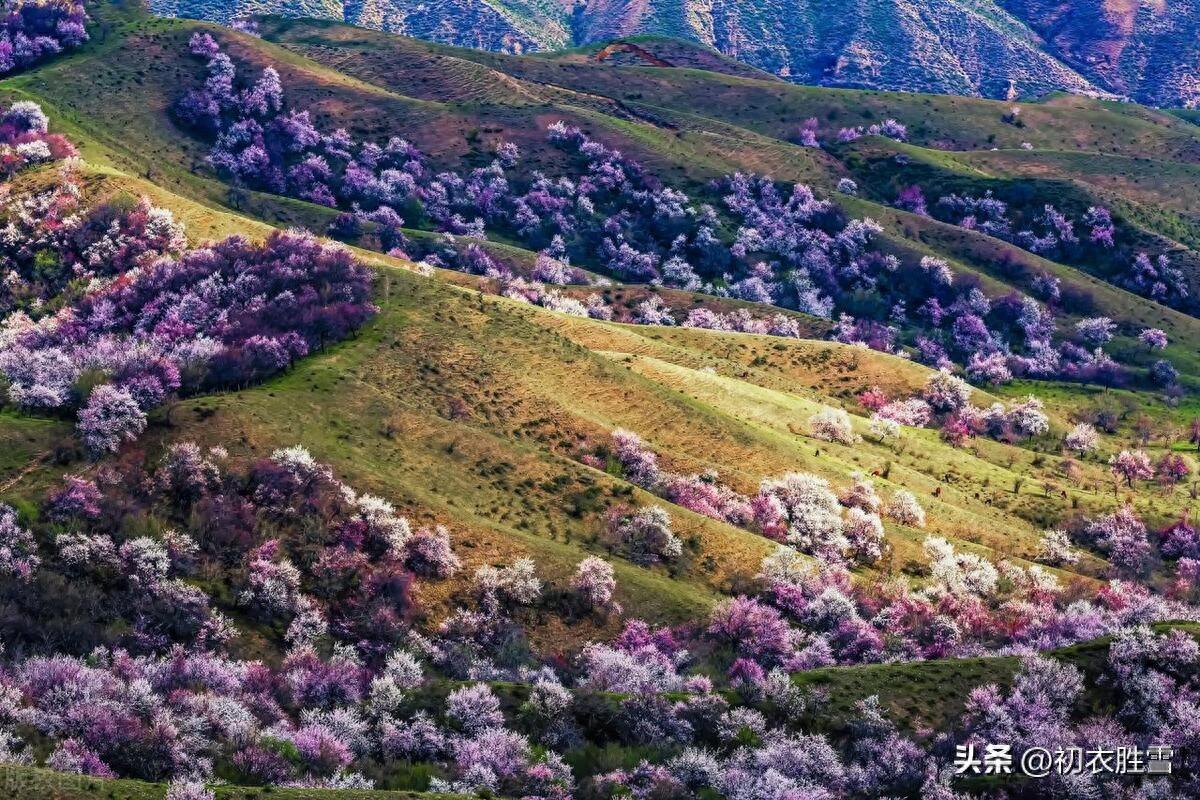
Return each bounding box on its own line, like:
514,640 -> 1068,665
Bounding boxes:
148,0 -> 573,51
999,0 -> 1200,107
149,0 -> 1200,105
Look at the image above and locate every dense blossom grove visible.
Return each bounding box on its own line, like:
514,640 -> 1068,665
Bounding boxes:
895,184 -> 1194,314
170,36 -> 1184,394
0,441 -> 1193,798
0,147 -> 377,451
583,429 -> 1198,663
0,0 -> 87,77
0,98 -> 75,179
0,165 -> 182,314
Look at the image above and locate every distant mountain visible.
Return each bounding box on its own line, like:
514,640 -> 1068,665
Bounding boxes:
148,0 -> 571,52
148,0 -> 1200,106
999,0 -> 1200,108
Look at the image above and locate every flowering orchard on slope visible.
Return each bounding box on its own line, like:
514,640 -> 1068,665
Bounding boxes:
0,400 -> 1190,796
0,99 -> 376,454
170,36 -> 1182,392
0,167 -> 186,315
907,186 -> 1192,313
583,424 -> 1200,651
0,1 -> 88,77
858,371 -> 1051,447
0,444 -> 1195,800
0,197 -> 376,452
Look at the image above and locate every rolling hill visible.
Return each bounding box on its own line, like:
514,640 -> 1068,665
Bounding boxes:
0,2 -> 1195,798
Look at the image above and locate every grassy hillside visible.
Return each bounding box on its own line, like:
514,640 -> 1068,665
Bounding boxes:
0,4 -> 1195,799
247,17 -> 1200,359
0,0 -> 1191,649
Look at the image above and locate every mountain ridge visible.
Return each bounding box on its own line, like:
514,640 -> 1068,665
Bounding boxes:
148,0 -> 1200,105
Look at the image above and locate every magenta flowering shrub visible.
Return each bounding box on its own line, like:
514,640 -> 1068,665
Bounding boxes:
1084,506 -> 1155,577
707,596 -> 796,665
0,99 -> 75,179
403,525 -> 463,578
46,738 -> 115,778
808,406 -> 859,445
964,351 -> 1012,385
0,176 -> 187,317
656,470 -> 754,526
45,474 -> 102,519
874,397 -> 932,428
1075,315 -> 1117,346
446,682 -> 505,733
606,430 -> 747,526
0,503 -> 39,580
0,2 -> 88,78
959,654 -> 1083,766
0,228 -> 375,453
754,472 -> 851,560
577,619 -> 687,694
682,306 -> 803,338
894,184 -> 928,216
474,558 -> 542,609
1162,517 -> 1200,561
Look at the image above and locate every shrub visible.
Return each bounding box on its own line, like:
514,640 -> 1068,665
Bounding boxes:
1110,450 -> 1153,486
603,505 -> 681,564
447,683 -> 504,734
922,369 -> 972,412
885,491 -> 926,528
76,386 -> 146,456
809,407 -> 858,445
571,557 -> 620,614
754,473 -> 847,561
1064,423 -> 1099,455
1036,529 -> 1079,566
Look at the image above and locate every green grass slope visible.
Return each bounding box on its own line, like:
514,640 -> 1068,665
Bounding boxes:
1,0 -> 1196,640
0,10 -> 1197,798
